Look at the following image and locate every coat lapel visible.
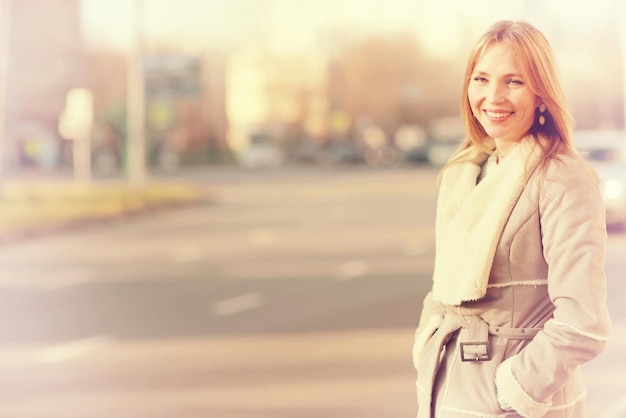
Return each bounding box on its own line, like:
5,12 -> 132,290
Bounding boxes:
432,137 -> 541,305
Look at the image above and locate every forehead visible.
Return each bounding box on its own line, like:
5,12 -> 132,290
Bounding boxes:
474,43 -> 523,74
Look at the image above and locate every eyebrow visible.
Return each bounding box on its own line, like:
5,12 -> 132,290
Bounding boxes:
472,70 -> 524,78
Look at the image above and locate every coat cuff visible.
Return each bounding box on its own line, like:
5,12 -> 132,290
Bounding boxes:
495,357 -> 552,417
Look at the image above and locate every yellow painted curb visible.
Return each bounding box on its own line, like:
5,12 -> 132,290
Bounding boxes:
0,181 -> 207,236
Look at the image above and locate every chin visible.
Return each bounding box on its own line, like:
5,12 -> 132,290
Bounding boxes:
483,125 -> 521,141
483,128 -> 507,139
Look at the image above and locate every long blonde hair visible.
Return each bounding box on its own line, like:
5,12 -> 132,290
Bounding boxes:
444,20 -> 575,173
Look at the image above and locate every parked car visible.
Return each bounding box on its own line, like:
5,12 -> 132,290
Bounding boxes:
315,139 -> 365,167
396,119 -> 464,166
238,132 -> 285,169
573,129 -> 626,228
425,116 -> 464,167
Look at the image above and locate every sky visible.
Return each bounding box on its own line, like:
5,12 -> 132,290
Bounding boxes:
78,0 -> 622,59
78,0 -> 626,131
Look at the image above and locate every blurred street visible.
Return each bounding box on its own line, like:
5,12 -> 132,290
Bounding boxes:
0,2 -> 625,417
0,167 -> 625,418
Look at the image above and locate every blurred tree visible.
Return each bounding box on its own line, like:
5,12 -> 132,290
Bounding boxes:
329,35 -> 463,136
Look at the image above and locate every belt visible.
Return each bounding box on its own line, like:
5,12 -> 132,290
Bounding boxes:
490,325 -> 541,339
460,320 -> 542,362
415,311 -> 542,418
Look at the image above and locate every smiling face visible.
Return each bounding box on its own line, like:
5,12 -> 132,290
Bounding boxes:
467,43 -> 539,150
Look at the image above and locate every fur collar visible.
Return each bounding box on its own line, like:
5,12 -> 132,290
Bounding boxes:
432,136 -> 542,306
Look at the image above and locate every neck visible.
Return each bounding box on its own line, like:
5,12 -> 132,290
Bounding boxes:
494,139 -> 519,161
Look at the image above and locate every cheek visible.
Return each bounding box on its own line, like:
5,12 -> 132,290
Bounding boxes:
467,87 -> 481,109
522,99 -> 537,123
467,92 -> 480,115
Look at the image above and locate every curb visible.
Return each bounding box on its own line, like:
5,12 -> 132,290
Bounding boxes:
0,182 -> 210,246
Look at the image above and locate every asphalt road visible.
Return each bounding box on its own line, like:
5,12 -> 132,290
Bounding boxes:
0,166 -> 624,418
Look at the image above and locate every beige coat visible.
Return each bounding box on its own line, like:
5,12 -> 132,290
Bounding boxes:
413,136 -> 611,417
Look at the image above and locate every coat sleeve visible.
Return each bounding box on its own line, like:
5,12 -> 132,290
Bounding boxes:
413,290 -> 446,368
495,157 -> 612,417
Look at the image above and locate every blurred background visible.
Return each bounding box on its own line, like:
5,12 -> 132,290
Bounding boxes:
0,0 -> 624,176
0,0 -> 625,417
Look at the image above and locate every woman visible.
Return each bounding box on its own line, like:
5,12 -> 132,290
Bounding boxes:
413,20 -> 611,417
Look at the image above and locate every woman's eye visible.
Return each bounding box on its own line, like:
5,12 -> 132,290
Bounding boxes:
508,79 -> 524,86
473,76 -> 488,83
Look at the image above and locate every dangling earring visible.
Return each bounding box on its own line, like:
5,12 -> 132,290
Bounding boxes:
538,104 -> 546,126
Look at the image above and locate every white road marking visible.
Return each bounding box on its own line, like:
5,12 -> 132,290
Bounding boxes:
170,245 -> 202,264
335,260 -> 368,280
403,239 -> 431,255
0,268 -> 93,290
213,293 -> 264,316
43,267 -> 92,289
248,228 -> 275,246
37,335 -> 113,363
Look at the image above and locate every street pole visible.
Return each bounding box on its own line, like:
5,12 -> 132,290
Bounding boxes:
0,0 -> 13,193
620,2 -> 626,132
126,0 -> 146,188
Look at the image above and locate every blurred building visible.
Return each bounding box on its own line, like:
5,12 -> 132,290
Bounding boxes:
143,51 -> 229,166
226,47 -> 329,156
85,49 -> 229,171
4,0 -> 230,174
6,0 -> 84,171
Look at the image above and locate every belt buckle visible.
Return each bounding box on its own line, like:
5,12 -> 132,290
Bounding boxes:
460,342 -> 490,362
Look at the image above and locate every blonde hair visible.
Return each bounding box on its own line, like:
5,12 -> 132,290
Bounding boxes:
444,20 -> 576,173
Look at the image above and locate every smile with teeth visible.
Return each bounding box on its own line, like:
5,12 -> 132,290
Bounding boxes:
485,110 -> 512,119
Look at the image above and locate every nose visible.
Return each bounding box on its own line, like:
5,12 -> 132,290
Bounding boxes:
486,82 -> 505,104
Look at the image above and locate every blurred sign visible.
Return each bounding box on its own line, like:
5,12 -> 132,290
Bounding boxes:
58,88 -> 93,182
58,88 -> 94,141
144,54 -> 201,99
